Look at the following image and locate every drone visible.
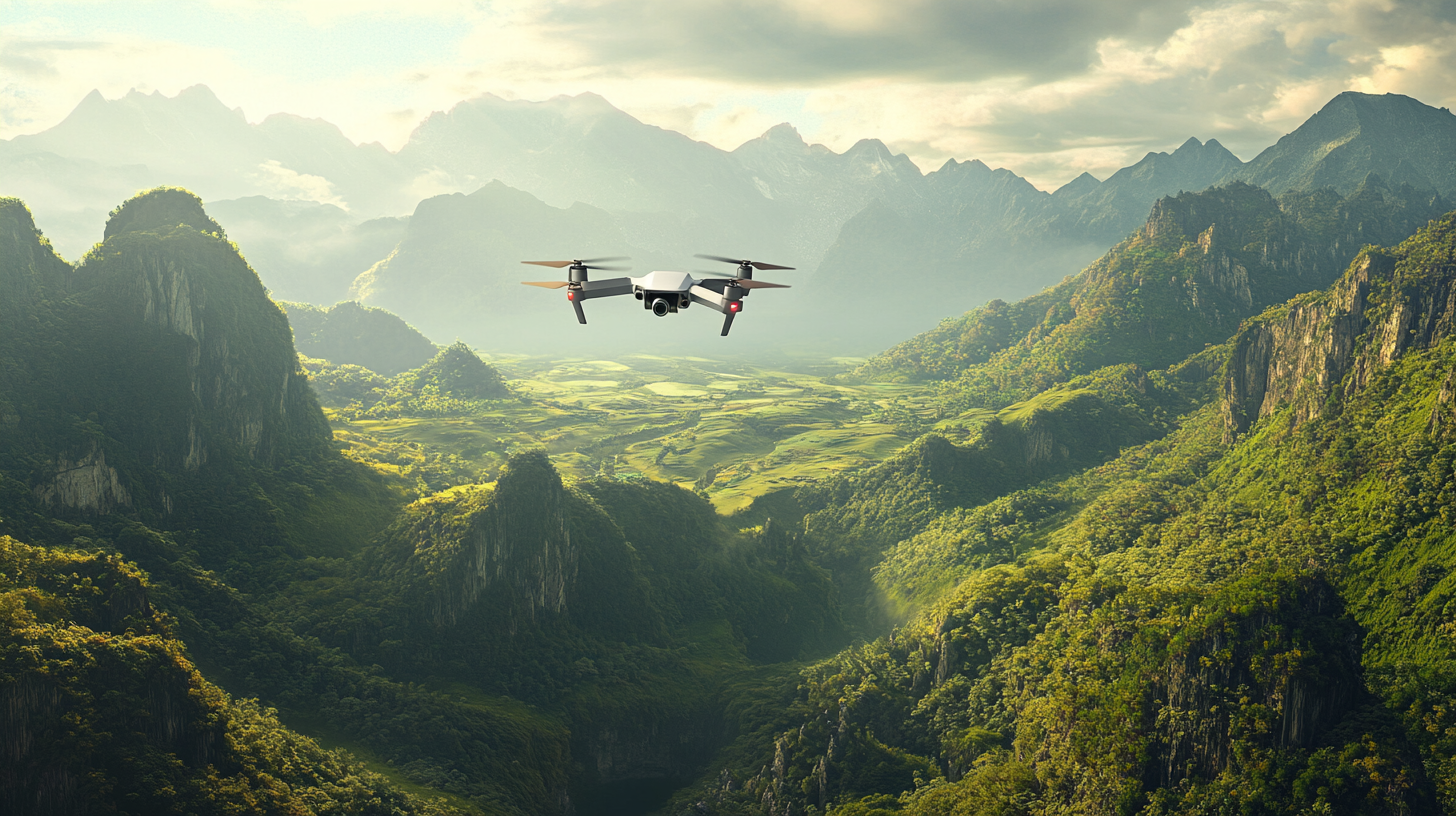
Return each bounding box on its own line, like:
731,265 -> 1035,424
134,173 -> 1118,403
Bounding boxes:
521,254 -> 794,336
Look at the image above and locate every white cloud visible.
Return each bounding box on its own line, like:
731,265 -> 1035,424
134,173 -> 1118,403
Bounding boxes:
4,0 -> 1456,192
252,160 -> 348,208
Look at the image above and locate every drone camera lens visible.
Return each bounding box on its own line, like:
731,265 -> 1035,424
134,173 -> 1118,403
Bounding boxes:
651,298 -> 670,317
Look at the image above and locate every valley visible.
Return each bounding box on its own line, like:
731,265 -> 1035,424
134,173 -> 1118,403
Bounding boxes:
4,85 -> 1456,816
329,354 -> 931,513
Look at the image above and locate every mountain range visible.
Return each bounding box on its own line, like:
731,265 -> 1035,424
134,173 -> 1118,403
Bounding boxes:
4,88 -> 1455,355
7,158 -> 1456,813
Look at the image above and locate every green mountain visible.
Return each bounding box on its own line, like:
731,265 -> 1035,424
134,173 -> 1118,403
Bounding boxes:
763,179 -> 1445,638
0,535 -> 460,815
0,191 -> 465,814
672,195 -> 1456,816
857,178 -> 1448,387
0,188 -> 851,815
1,188 -> 329,518
1231,91 -> 1456,197
281,299 -> 437,376
403,342 -> 509,400
8,120 -> 1456,815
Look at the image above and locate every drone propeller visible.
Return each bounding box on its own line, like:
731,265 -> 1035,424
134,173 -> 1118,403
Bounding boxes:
522,257 -> 630,271
734,279 -> 789,290
522,280 -> 572,288
694,254 -> 795,271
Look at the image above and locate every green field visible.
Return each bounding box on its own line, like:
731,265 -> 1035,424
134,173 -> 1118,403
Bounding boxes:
329,354 -> 935,513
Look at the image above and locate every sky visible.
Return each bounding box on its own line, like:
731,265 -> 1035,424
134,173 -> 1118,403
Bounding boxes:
3,0 -> 1455,191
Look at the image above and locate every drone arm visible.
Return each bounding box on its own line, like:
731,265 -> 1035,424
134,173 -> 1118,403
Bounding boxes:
688,284 -> 732,312
578,276 -> 634,299
571,298 -> 587,324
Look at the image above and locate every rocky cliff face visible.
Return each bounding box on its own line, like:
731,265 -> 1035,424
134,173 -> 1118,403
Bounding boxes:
388,451 -> 585,629
1221,210 -> 1456,440
78,189 -> 329,473
1149,578 -> 1360,790
0,537 -> 223,815
0,188 -> 330,516
30,449 -> 132,514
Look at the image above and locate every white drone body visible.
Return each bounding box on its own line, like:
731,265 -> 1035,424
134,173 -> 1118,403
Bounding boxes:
521,255 -> 793,336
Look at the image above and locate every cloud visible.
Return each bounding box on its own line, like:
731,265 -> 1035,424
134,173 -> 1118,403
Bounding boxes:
4,0 -> 1456,193
518,0 -> 1199,85
0,38 -> 107,77
252,160 -> 348,208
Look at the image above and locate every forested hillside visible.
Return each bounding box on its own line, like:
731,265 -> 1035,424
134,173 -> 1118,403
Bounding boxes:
6,155 -> 1456,815
281,299 -> 437,376
666,201 -> 1456,814
0,188 -> 848,815
857,177 -> 1447,387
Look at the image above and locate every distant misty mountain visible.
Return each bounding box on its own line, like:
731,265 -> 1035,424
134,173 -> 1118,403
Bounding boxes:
394,93 -> 936,270
206,197 -> 408,305
801,136 -> 1244,346
5,86 -> 1456,355
4,86 -> 412,216
350,181 -> 689,353
1055,136 -> 1246,239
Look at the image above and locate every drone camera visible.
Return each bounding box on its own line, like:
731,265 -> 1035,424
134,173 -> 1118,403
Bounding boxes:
678,295 -> 690,308
650,297 -> 672,317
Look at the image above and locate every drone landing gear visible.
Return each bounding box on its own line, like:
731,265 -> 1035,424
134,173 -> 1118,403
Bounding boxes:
720,311 -> 735,336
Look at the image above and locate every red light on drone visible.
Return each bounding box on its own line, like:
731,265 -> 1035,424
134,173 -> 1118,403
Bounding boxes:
729,302 -> 741,312
567,291 -> 576,301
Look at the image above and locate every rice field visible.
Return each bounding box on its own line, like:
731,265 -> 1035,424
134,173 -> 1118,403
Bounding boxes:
329,353 -> 940,513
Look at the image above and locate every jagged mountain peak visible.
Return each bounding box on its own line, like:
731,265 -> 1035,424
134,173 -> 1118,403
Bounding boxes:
1232,90 -> 1456,197
936,157 -> 992,175
74,88 -> 106,108
1053,171 -> 1101,198
733,123 -> 813,159
763,122 -> 804,142
112,84 -> 242,120
1173,135 -> 1204,153
734,122 -> 809,155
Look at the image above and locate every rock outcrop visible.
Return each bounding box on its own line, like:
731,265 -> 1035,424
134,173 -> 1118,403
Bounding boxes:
1222,211 -> 1456,440
32,448 -> 132,514
0,188 -> 331,516
75,189 -> 329,472
384,451 -> 625,631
